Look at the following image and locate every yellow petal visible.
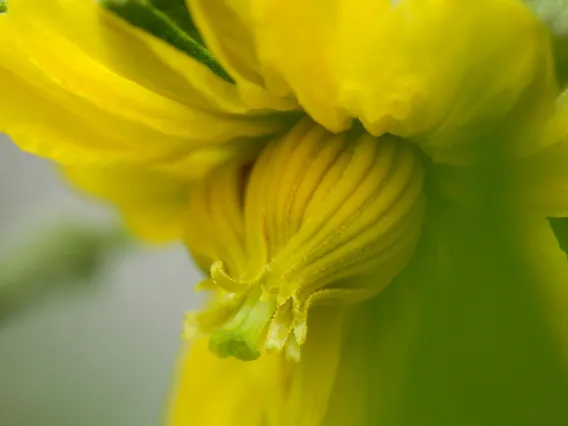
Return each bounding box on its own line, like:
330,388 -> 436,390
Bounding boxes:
168,307 -> 346,426
167,338 -> 282,426
195,0 -> 555,160
188,0 -> 298,111
7,0 -> 246,114
0,2 -> 288,166
184,160 -> 249,275
154,135 -> 270,181
63,166 -> 190,242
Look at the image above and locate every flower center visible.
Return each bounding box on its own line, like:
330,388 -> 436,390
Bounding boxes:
184,118 -> 426,361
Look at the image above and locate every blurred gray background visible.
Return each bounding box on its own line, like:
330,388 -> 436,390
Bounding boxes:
0,134 -> 201,426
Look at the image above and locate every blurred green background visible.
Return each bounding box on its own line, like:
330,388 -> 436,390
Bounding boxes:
0,134 -> 201,426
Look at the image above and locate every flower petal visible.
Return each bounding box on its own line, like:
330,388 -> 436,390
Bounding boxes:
188,0 -> 298,111
63,166 -> 190,242
167,308 -> 346,426
167,338 -> 284,426
0,1 -> 288,166
195,0 -> 555,160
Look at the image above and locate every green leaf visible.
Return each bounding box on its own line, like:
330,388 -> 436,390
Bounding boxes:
147,0 -> 204,44
101,0 -> 233,83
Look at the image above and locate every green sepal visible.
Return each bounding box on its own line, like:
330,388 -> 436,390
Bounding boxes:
0,0 -> 7,14
101,0 -> 233,83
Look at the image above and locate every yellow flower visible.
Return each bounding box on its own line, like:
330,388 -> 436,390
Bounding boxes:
1,0 -> 568,425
